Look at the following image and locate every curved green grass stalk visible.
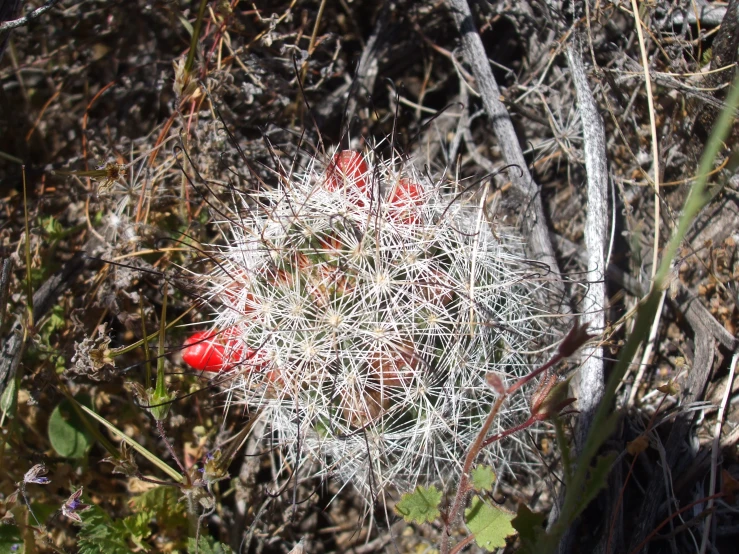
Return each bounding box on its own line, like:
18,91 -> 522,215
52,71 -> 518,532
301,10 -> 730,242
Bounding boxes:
139,294 -> 152,386
539,77 -> 739,553
60,387 -> 118,456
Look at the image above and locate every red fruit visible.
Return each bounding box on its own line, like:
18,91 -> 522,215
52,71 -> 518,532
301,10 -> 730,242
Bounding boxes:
182,330 -> 262,373
183,331 -> 234,372
324,151 -> 369,195
388,178 -> 423,224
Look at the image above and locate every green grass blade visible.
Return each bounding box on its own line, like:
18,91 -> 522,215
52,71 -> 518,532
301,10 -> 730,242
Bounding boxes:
540,76 -> 739,552
77,404 -> 183,483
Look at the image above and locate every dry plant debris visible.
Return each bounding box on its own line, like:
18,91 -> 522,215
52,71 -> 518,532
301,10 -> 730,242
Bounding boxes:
1,1 -> 738,553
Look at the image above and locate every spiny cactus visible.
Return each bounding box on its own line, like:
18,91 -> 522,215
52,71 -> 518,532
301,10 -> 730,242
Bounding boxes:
185,148 -> 549,504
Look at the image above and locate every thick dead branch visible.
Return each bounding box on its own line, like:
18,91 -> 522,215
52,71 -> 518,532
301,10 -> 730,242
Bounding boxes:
548,31 -> 611,554
566,36 -> 608,451
445,0 -> 568,310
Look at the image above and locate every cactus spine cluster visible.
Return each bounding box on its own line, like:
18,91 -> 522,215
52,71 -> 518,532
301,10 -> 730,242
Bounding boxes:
190,149 -> 545,503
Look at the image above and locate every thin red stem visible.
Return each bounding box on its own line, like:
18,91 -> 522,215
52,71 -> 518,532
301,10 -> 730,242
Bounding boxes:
506,353 -> 562,395
449,533 -> 476,554
156,419 -> 188,479
440,348 -> 566,554
445,395 -> 506,537
481,415 -> 538,448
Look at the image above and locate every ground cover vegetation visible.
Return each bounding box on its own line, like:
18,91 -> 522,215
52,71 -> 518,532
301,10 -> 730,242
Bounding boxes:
1,1 -> 739,553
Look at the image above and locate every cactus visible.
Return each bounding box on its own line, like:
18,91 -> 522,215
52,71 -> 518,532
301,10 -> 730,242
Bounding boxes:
186,149 -> 548,504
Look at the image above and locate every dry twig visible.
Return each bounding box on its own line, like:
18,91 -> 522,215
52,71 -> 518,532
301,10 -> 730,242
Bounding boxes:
445,0 -> 568,310
0,0 -> 60,32
566,34 -> 608,452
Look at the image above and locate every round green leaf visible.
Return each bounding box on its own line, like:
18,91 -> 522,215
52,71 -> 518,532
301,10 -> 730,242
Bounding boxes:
394,486 -> 442,524
465,495 -> 516,551
471,465 -> 496,492
48,397 -> 93,458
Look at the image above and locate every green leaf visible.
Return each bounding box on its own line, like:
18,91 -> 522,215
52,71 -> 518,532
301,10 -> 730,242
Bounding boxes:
116,512 -> 152,551
394,486 -> 442,524
0,376 -> 18,419
77,505 -> 133,554
119,511 -> 151,540
48,397 -> 93,458
178,14 -> 194,37
511,503 -> 546,553
471,465 -> 496,492
78,533 -> 132,554
47,304 -> 66,334
0,524 -> 22,554
187,536 -> 235,554
131,486 -> 186,528
464,496 -> 516,551
41,215 -> 65,240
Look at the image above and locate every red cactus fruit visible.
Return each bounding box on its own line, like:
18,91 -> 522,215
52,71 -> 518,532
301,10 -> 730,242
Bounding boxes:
388,178 -> 423,224
325,150 -> 369,197
182,330 -> 262,373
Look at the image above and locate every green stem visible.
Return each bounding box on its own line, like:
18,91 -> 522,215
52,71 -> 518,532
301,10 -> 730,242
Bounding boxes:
139,293 -> 152,386
155,286 -> 168,399
185,0 -> 209,75
60,388 -> 119,458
